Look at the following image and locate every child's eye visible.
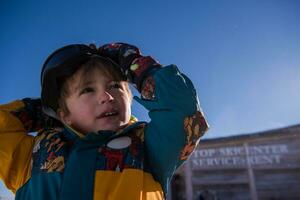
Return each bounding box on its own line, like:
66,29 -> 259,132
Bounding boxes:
110,82 -> 121,89
80,87 -> 94,94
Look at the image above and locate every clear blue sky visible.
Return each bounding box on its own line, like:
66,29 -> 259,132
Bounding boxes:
1,0 -> 300,197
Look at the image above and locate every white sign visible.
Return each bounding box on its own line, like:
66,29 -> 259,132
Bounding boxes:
192,144 -> 289,168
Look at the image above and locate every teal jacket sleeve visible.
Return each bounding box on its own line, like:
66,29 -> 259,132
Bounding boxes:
134,64 -> 209,192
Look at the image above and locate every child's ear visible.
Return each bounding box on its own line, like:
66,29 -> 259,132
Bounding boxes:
57,109 -> 72,125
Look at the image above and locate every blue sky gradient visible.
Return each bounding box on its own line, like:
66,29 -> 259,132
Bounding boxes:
1,0 -> 300,197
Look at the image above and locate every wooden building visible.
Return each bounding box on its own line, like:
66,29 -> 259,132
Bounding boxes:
170,125 -> 300,200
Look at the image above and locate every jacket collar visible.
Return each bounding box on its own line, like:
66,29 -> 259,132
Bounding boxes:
61,115 -> 146,141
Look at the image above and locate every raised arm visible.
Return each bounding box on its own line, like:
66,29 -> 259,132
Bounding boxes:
0,99 -> 35,192
136,65 -> 208,191
98,43 -> 209,192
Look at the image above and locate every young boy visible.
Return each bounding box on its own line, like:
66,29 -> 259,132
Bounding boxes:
0,43 -> 208,200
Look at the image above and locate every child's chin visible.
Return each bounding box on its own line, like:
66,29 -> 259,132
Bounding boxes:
94,125 -> 122,133
89,122 -> 129,133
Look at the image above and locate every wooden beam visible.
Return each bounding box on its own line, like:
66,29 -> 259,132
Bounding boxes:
244,142 -> 258,200
184,160 -> 193,200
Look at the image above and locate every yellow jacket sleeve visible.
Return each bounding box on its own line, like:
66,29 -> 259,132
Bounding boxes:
0,100 -> 34,193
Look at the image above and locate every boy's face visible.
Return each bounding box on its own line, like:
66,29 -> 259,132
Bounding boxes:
59,67 -> 132,134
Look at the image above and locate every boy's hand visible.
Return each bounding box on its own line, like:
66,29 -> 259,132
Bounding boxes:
98,43 -> 141,75
13,98 -> 63,131
98,42 -> 161,91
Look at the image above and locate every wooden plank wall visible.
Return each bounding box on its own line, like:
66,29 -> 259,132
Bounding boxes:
173,126 -> 300,200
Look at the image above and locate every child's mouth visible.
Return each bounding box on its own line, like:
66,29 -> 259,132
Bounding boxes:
97,111 -> 119,119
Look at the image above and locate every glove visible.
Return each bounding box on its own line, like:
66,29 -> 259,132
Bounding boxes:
98,42 -> 161,91
98,43 -> 141,74
12,98 -> 63,131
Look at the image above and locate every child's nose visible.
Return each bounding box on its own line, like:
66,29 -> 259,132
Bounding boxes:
99,91 -> 114,104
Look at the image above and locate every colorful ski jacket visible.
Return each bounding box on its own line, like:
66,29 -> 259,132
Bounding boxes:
0,65 -> 208,200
